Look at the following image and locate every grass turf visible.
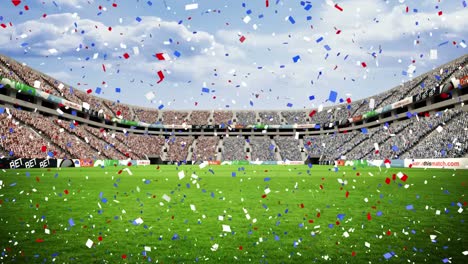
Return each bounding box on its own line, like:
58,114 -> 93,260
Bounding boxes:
0,165 -> 467,263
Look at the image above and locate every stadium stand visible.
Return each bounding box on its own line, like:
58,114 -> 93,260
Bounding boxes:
189,111 -> 210,125
192,136 -> 219,162
249,137 -> 276,161
274,137 -> 302,161
212,111 -> 233,126
0,53 -> 467,163
222,136 -> 247,161
133,108 -> 160,124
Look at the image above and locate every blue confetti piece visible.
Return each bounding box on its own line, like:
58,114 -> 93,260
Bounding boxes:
69,218 -> 75,227
288,16 -> 296,24
246,9 -> 252,14
231,172 -> 236,177
383,252 -> 393,259
48,151 -> 54,157
376,211 -> 383,216
21,42 -> 28,47
328,90 -> 338,103
250,100 -> 254,106
306,16 -> 312,20
361,128 -> 368,134
304,4 -> 312,10
173,51 -> 181,57
264,177 -> 271,181
95,87 -> 102,94
115,87 -> 121,93
392,145 -> 399,152
309,95 -> 315,100
210,192 -> 215,198
202,87 -> 209,93
438,41 -> 449,46
292,55 -> 301,63
136,17 -> 142,22
0,108 -> 4,114
147,1 -> 153,6
328,224 -> 334,228
158,104 -> 164,110
102,198 -> 108,203
406,204 -> 414,210
316,37 -> 323,43
464,1 -> 467,7
287,103 -> 293,107
275,235 -> 280,241
337,214 -> 345,221
53,1 -> 58,7
324,45 -> 331,51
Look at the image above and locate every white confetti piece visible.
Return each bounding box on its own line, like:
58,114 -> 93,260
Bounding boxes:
211,243 -> 219,251
178,170 -> 185,180
162,194 -> 171,202
365,242 -> 370,248
343,231 -> 349,238
134,217 -> 143,225
185,3 -> 198,10
85,239 -> 93,248
144,246 -> 151,252
265,188 -> 271,194
218,215 -> 224,221
222,224 -> 231,232
33,80 -> 41,88
243,16 -> 251,23
190,204 -> 196,211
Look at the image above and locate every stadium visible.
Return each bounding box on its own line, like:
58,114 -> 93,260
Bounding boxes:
1,1 -> 468,263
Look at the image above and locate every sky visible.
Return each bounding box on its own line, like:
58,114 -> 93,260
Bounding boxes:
0,0 -> 467,110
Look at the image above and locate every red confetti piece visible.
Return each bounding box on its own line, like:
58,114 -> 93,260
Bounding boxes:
308,219 -> 314,223
266,0 -> 269,7
336,220 -> 340,225
112,3 -> 117,7
118,170 -> 123,174
261,194 -> 267,198
438,11 -> 443,16
86,89 -> 92,94
123,53 -> 130,59
361,62 -> 367,68
239,35 -> 246,43
24,5 -> 29,10
102,64 -> 106,72
367,212 -> 372,220
64,189 -> 69,195
116,110 -> 122,116
334,4 -> 343,11
300,203 -> 305,208
385,178 -> 391,184
239,245 -> 243,250
346,98 -> 352,104
0,24 -> 7,28
127,162 -> 132,166
401,174 -> 408,182
409,164 -> 413,168
155,53 -> 166,60
336,30 -> 341,34
156,70 -> 165,83
41,145 -> 47,152
11,0 -> 21,6
309,110 -> 317,117
108,27 -> 112,31
345,191 -> 349,198
121,254 -> 127,259
387,230 -> 392,236
352,251 -> 356,256
35,238 -> 44,243
36,176 -> 40,182
406,6 -> 409,13
317,212 -> 321,218
319,184 -> 323,189
98,236 -> 103,241
392,174 -> 396,180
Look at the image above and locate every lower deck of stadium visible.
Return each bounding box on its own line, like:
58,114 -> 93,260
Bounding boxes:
1,106 -> 467,163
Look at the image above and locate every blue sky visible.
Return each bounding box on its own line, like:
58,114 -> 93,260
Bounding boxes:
0,0 -> 466,110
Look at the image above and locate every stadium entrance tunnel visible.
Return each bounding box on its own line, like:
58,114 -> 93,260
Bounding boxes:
149,157 -> 163,165
306,157 -> 320,165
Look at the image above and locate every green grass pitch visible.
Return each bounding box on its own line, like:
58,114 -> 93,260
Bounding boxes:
0,165 -> 467,263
